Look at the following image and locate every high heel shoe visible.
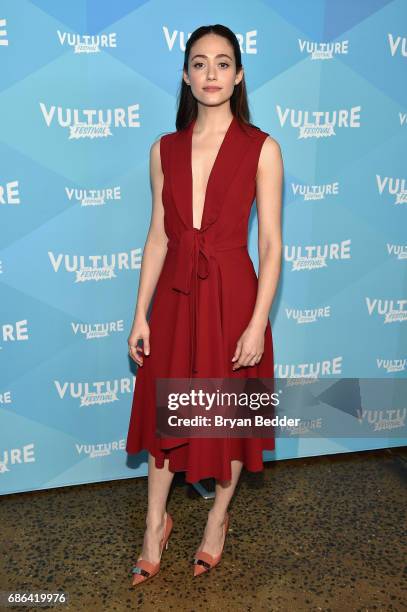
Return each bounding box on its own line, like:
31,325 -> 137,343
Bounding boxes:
131,512 -> 173,586
193,512 -> 230,577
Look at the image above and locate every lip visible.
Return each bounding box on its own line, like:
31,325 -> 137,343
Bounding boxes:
203,86 -> 222,92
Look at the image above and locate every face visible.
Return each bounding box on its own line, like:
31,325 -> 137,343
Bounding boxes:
184,33 -> 243,106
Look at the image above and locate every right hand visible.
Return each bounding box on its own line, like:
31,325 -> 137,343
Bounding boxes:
128,318 -> 150,366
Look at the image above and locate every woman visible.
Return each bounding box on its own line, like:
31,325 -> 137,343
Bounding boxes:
126,24 -> 283,584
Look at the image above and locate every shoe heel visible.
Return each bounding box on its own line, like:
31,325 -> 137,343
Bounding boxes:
192,512 -> 230,577
131,512 -> 173,587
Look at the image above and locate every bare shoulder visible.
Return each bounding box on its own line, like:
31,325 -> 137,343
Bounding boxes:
257,134 -> 283,176
261,134 -> 282,156
150,133 -> 171,172
147,140 -> 160,177
150,131 -> 176,168
150,136 -> 162,157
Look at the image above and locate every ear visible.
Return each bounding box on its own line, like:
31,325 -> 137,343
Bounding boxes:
183,68 -> 190,86
235,67 -> 244,86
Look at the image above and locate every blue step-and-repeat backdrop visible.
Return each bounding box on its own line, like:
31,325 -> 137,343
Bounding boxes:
1,0 -> 406,495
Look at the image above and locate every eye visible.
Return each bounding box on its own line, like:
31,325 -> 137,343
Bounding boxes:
192,62 -> 204,69
219,62 -> 230,68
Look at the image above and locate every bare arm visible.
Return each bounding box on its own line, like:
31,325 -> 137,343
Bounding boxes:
249,135 -> 283,330
232,136 -> 283,370
128,137 -> 169,366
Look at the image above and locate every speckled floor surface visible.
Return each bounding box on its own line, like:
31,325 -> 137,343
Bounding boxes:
1,447 -> 406,612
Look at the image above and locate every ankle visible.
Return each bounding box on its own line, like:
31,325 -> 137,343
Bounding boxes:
146,510 -> 167,529
208,507 -> 227,523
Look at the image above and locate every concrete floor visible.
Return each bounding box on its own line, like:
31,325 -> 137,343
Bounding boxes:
1,447 -> 406,612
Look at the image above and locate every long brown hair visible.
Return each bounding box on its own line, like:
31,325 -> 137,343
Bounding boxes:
175,24 -> 259,133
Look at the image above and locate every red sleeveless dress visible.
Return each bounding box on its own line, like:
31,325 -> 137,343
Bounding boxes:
126,115 -> 275,483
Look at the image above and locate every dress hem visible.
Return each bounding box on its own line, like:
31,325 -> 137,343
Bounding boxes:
126,443 -> 275,484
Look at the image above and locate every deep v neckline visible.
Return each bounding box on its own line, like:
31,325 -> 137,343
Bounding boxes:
189,115 -> 236,231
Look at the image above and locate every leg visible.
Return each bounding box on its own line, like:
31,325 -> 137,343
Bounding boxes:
136,453 -> 175,565
195,459 -> 243,557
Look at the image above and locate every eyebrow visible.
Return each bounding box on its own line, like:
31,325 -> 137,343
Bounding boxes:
190,53 -> 233,61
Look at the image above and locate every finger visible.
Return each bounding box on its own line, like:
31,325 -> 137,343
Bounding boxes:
127,334 -> 142,346
232,354 -> 246,370
129,345 -> 143,365
143,338 -> 150,356
248,354 -> 260,367
233,349 -> 249,369
129,352 -> 142,366
231,341 -> 242,362
240,351 -> 255,366
136,345 -> 146,365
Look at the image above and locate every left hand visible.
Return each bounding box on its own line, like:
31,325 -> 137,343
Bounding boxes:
231,324 -> 265,370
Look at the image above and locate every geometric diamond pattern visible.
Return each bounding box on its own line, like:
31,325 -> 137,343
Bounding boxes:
1,0 -> 406,495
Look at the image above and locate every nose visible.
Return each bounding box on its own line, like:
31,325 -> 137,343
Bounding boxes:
206,63 -> 217,80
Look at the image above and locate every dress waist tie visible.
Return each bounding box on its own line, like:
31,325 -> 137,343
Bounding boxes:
167,229 -> 247,380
